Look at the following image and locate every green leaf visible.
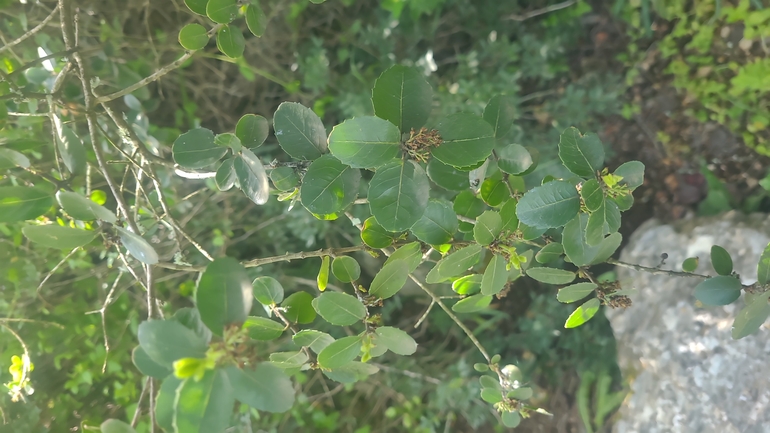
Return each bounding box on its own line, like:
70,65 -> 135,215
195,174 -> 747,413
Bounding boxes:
273,102 -> 327,160
474,211 -> 502,246
694,276 -> 742,306
234,148 -> 270,205
206,0 -> 238,23
225,363 -> 294,413
215,158 -> 236,191
375,326 -> 417,355
332,256 -> 361,282
516,180 -> 580,229
245,4 -> 268,37
361,216 -> 397,248
502,411 -> 521,428
155,375 -> 181,432
328,116 -> 401,169
243,316 -> 284,340
100,419 -> 136,433
526,267 -> 576,285
481,254 -> 508,296
480,178 -> 509,207
558,127 -> 605,177
369,260 -> 410,299
557,282 -> 597,303
410,199 -> 458,245
710,245 -> 733,276
432,113 -> 496,169
316,256 -> 330,291
425,244 -> 483,284
178,23 -> 209,50
758,243 -> 770,285
131,346 -> 171,379
499,199 -> 519,232
312,292 -> 366,326
323,361 -> 378,383
479,374 -> 499,389
215,133 -> 242,152
590,232 -> 622,265
369,160 -> 429,232
216,24 -> 245,58
196,257 -> 252,335
281,291 -> 316,324
269,351 -> 309,368
536,242 -> 564,264
137,320 -> 208,367
184,0 -> 208,15
22,225 -> 97,250
173,128 -> 226,169
585,199 -> 621,245
115,227 -> 159,264
559,215 -> 594,266
482,95 -> 516,138
480,388 -> 503,404
682,257 -> 699,273
270,167 -> 298,191
56,190 -> 117,223
612,193 -> 634,211
252,276 -> 284,305
55,123 -> 87,175
453,190 -> 485,232
732,291 -> 770,339
452,294 -> 493,313
174,369 -> 234,433
371,65 -> 432,133
383,241 -> 422,273
580,179 -> 604,212
452,274 -> 482,295
0,148 -> 30,168
318,335 -> 362,369
293,330 -> 334,353
507,387 -> 533,400
173,308 -> 212,344
300,154 -> 360,215
236,114 -> 269,148
614,161 -> 645,190
427,158 -> 469,191
497,144 -> 534,175
564,298 -> 601,328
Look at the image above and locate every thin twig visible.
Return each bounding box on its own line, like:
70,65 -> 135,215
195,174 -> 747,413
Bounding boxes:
0,318 -> 64,328
0,5 -> 60,53
131,377 -> 150,427
36,247 -> 80,305
506,0 -> 576,21
607,258 -> 712,279
370,363 -> 442,385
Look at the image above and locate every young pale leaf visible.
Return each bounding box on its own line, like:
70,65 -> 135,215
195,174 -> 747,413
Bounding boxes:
432,113 -> 496,169
694,276 -> 742,306
526,267 -> 576,285
564,298 -> 601,328
580,179 -> 604,212
115,227 -> 159,264
273,102 -> 327,159
332,256 -> 361,282
452,274 -> 483,295
316,256 -> 330,291
473,211 -> 502,246
155,376 -> 181,431
225,364 -> 294,413
425,244 -> 483,284
236,114 -> 269,148
318,335 -> 362,370
281,291 -> 316,324
369,260 -> 410,299
427,158 -> 469,191
243,317 -> 284,341
732,291 -> 770,339
173,128 -> 226,169
206,0 -> 238,23
452,294 -> 493,313
557,282 -> 597,303
100,419 -> 136,433
137,320 -> 208,367
312,292 -> 366,326
371,65 -> 432,133
496,144 -> 533,175
300,155 -> 361,215
178,23 -> 209,50
174,369 -> 234,433
369,160 -> 429,232
328,116 -> 401,169
245,4 -> 268,37
0,148 -> 30,168
55,123 -> 87,175
131,346 -> 172,379
235,148 -> 270,205
585,199 -> 621,245
360,216 -> 396,248
614,160 -> 645,190
482,95 -> 516,138
682,257 -> 699,273
536,242 -> 564,264
56,190 -> 117,223
383,242 -> 422,273
558,127 -> 605,177
481,254 -> 508,296
293,330 -> 335,353
516,180 -> 580,229
252,276 -> 284,305
22,225 -> 97,250
215,158 -> 237,191
710,245 -> 733,276
409,199 -> 457,245
196,257 -> 252,335
758,243 -> 770,285
375,326 -> 417,355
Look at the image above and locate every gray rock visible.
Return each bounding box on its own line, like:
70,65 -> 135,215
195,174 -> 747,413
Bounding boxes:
608,211 -> 770,433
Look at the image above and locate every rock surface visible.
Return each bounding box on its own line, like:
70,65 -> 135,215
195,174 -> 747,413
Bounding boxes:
608,211 -> 770,433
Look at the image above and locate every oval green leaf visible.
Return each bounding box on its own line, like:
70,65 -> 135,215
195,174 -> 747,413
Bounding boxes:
432,113 -> 495,169
56,124 -> 87,175
499,199 -> 519,232
481,254 -> 508,296
236,114 -> 269,148
22,225 -> 97,250
56,190 -> 117,223
557,282 -> 597,303
369,160 -> 429,232
155,375 -> 181,431
516,180 -> 580,229
317,335 -> 362,370
178,23 -> 209,50
369,259 -> 410,299
682,257 -> 699,273
184,0 -> 208,14
427,158 -> 469,191
273,102 -> 327,160
196,257 -> 253,335
497,144 -> 533,175
585,199 -> 621,246
425,244 -> 483,284
360,216 -> 396,248
452,294 -> 493,313
312,292 -> 366,326
453,190 -> 485,232
281,291 -> 316,324
694,276 -> 742,306
383,241 -> 422,273
225,363 -> 294,413
270,166 -> 298,191
410,199 -> 458,245
206,0 -> 238,23
243,316 -> 284,341
614,160 -> 645,190
216,24 -> 245,58
474,210 -> 502,246
580,179 -> 604,212
0,148 -> 30,168
558,127 -> 605,178
137,320 -> 208,367
536,242 -> 564,264
526,267 -> 576,285
480,178 -> 510,207
375,326 -> 417,355
245,4 -> 268,37
564,298 -> 601,328
328,116 -> 401,169
710,245 -> 733,276
332,256 -> 361,283
173,128 -> 226,169
131,346 -> 172,379
293,330 -> 334,354
115,226 -> 159,265
300,154 -> 361,215
452,274 -> 482,295
215,158 -> 236,191
758,243 -> 770,285
252,276 -> 284,306
100,419 -> 136,433
371,65 -> 432,133
174,369 -> 234,433
732,291 -> 770,339
482,95 -> 516,138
